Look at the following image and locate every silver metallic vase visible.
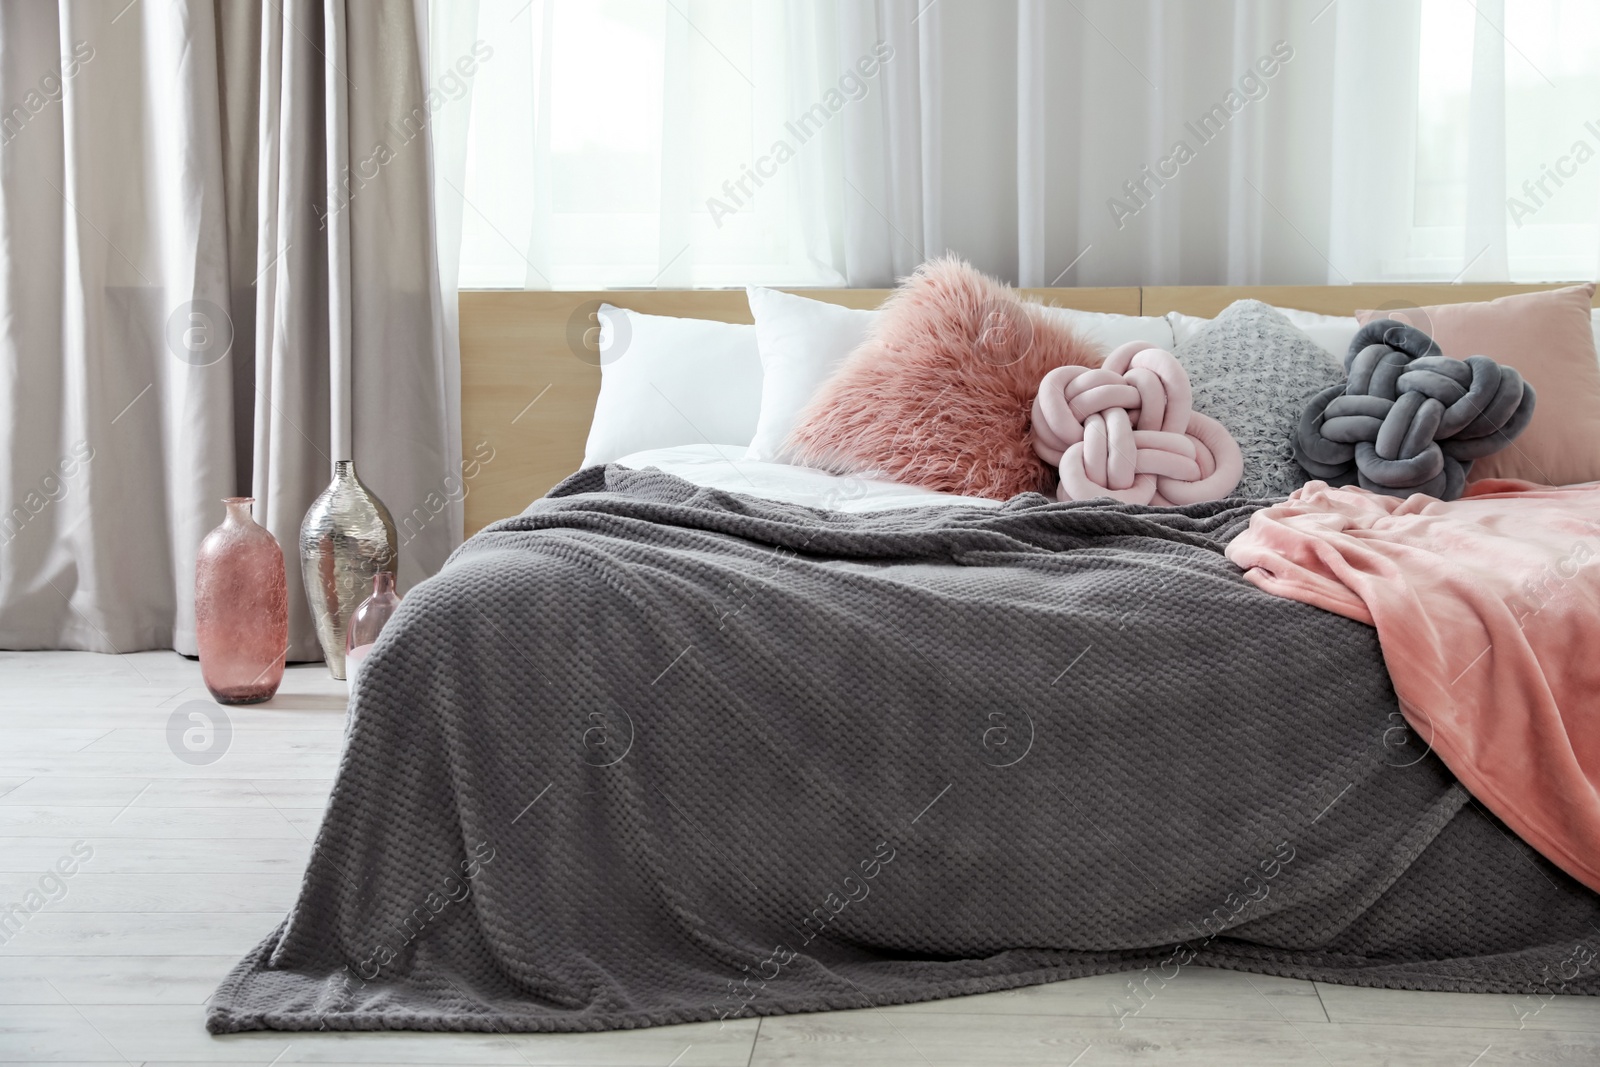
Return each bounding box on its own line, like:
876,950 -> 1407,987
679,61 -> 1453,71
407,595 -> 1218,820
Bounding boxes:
299,460 -> 397,679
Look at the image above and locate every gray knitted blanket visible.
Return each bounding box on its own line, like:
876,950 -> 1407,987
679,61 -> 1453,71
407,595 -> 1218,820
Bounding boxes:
208,467 -> 1600,1034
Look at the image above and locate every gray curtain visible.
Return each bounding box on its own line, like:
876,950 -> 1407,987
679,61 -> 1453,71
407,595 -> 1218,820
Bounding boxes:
0,0 -> 460,660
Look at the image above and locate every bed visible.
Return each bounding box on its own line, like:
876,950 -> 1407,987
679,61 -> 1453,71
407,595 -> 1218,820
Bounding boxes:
207,284 -> 1600,1034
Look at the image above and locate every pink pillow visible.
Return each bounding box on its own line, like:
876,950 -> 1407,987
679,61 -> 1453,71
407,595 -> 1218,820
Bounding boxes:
783,257 -> 1101,499
1355,284 -> 1600,486
1033,342 -> 1244,505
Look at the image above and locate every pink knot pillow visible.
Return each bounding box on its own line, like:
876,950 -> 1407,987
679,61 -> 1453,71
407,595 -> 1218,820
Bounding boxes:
1033,341 -> 1243,505
783,257 -> 1101,499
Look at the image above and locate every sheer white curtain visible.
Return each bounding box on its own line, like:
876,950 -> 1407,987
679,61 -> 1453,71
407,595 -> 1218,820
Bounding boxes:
1015,0 -> 1336,285
430,0 -> 939,291
430,0 -> 1600,290
1328,0 -> 1600,282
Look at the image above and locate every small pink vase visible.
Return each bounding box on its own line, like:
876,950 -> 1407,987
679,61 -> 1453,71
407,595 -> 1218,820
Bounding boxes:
345,571 -> 401,686
195,497 -> 288,704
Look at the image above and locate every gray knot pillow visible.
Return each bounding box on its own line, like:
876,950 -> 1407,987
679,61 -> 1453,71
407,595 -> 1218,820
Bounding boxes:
1292,320 -> 1537,501
1172,300 -> 1346,499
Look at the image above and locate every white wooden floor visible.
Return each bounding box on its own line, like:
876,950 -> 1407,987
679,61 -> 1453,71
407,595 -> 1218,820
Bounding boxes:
2,650 -> 1599,1065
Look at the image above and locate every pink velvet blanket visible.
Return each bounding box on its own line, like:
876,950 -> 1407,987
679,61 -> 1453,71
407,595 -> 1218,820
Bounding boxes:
1226,479 -> 1600,892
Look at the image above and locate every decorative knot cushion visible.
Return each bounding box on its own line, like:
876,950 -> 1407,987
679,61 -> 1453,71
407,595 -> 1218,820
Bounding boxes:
1032,341 -> 1243,505
1355,284 -> 1599,486
1293,319 -> 1537,501
783,256 -> 1101,500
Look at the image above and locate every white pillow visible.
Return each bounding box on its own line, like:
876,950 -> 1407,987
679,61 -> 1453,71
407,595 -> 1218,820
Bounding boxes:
1167,306 -> 1360,363
1033,306 -> 1176,352
744,287 -> 877,462
582,304 -> 763,466
1272,307 -> 1359,363
1166,311 -> 1212,348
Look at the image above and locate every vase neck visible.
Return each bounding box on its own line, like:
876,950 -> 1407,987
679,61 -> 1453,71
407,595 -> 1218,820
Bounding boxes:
372,571 -> 396,596
335,460 -> 356,479
223,497 -> 255,525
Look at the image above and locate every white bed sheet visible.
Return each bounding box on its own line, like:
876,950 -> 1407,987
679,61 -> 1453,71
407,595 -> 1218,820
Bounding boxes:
613,444 -> 1001,512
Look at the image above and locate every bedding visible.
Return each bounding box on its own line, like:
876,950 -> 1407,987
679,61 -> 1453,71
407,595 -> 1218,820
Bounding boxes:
783,257 -> 1101,499
1271,306 -> 1360,361
582,305 -> 763,465
1175,304 -> 1600,370
744,287 -> 878,463
1166,310 -> 1210,347
1033,304 -> 1176,351
1226,479 -> 1600,892
1172,300 -> 1345,499
744,287 -> 1175,465
1032,341 -> 1243,504
1168,305 -> 1361,371
617,443 -> 1000,512
1292,320 -> 1536,500
210,466 -> 1600,1034
1355,284 -> 1600,487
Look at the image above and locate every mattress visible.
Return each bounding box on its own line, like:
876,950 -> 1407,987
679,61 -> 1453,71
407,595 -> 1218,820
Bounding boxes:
614,443 -> 1001,511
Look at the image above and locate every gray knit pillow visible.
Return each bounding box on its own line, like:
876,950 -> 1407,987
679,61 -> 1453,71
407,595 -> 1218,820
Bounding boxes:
1173,300 -> 1345,499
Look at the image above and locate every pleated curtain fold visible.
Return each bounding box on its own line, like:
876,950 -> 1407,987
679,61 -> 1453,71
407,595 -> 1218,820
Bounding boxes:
0,0 -> 460,659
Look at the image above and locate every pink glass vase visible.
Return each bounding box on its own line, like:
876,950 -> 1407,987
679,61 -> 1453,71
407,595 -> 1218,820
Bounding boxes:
345,571 -> 401,686
195,497 -> 288,704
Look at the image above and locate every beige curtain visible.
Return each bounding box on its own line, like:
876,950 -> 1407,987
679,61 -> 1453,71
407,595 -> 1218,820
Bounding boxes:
0,0 -> 460,660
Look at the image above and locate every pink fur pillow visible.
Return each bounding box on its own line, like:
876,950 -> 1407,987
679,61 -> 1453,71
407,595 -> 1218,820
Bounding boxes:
782,257 -> 1101,499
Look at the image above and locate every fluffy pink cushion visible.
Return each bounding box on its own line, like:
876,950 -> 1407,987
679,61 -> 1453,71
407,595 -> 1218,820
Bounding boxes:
1355,284 -> 1600,486
783,258 -> 1101,499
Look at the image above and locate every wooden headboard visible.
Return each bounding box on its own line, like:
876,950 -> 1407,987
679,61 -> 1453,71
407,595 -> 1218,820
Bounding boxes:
460,282 -> 1592,534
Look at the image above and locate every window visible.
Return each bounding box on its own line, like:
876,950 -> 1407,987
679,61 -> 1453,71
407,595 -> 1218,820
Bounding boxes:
1413,0 -> 1600,280
447,0 -> 850,289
